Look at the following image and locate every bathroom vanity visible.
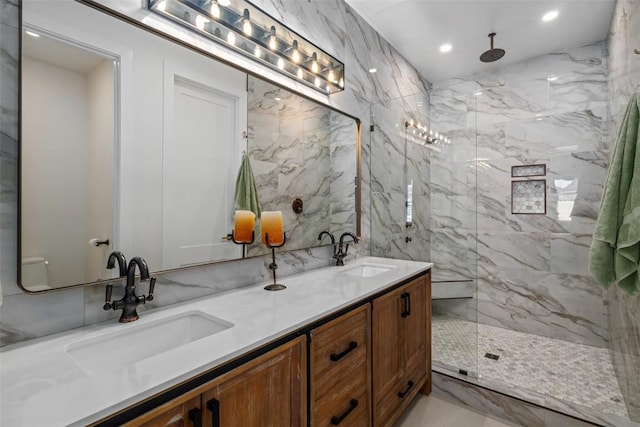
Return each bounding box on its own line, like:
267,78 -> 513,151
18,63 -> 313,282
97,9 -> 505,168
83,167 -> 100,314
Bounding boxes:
0,257 -> 432,426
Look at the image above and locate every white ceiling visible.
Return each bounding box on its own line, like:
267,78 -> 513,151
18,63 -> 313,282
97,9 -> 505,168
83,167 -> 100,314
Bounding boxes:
345,0 -> 616,83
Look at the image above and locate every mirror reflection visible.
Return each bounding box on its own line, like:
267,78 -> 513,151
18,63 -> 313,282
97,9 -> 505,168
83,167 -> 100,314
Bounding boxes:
21,31 -> 117,290
20,0 -> 359,292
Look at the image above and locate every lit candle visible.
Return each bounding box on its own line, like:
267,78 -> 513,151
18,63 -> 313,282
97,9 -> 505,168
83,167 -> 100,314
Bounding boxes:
234,210 -> 256,243
261,211 -> 284,245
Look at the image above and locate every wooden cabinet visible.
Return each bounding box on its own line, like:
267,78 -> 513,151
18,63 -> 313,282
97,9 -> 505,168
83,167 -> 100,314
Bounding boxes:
124,336 -> 306,427
310,305 -> 371,426
123,395 -> 201,427
109,270 -> 432,427
372,274 -> 430,427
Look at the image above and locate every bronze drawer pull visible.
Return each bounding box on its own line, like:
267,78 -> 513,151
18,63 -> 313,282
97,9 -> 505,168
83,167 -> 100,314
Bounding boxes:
398,380 -> 415,398
330,341 -> 358,361
331,399 -> 358,425
188,408 -> 202,427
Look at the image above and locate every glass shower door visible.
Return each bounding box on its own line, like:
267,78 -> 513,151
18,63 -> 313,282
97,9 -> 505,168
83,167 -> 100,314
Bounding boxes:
370,91 -> 479,378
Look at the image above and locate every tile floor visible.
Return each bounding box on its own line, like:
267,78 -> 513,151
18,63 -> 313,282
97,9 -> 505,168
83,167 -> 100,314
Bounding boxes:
431,316 -> 630,420
396,394 -> 520,427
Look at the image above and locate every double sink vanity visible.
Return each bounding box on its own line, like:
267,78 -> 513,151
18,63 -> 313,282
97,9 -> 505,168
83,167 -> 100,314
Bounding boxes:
1,257 -> 432,426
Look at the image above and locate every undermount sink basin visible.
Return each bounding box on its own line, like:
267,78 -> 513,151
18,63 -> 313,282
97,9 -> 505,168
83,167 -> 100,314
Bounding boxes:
65,311 -> 233,375
340,263 -> 396,278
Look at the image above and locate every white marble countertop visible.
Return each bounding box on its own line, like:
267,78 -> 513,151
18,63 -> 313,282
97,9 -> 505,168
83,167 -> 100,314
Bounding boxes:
0,257 -> 432,426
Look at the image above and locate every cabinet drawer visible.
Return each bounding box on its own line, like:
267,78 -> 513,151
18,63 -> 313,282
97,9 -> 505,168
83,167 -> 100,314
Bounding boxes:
311,305 -> 369,400
312,363 -> 369,427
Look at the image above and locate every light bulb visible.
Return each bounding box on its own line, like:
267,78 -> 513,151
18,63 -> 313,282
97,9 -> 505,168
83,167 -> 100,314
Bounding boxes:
277,58 -> 285,69
328,69 -> 336,83
326,84 -> 330,92
310,52 -> 319,73
241,9 -> 252,36
227,31 -> 235,45
268,26 -> 277,50
314,77 -> 321,87
195,15 -> 209,30
210,1 -> 220,18
291,40 -> 301,63
338,77 -> 344,88
297,68 -> 304,79
254,46 -> 262,58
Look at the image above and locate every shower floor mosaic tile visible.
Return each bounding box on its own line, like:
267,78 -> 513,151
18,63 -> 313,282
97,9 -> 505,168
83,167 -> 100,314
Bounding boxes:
432,316 -> 630,420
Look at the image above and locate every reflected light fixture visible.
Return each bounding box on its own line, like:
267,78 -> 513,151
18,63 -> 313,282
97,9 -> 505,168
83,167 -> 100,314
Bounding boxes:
25,30 -> 40,38
148,0 -> 345,94
439,43 -> 452,53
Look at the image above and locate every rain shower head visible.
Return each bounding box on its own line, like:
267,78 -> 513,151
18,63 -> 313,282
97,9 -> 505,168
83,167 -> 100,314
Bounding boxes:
480,32 -> 505,63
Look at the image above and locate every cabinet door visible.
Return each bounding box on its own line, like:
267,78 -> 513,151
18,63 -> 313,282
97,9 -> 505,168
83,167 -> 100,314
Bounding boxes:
201,336 -> 306,427
123,396 -> 201,427
372,287 -> 404,426
402,276 -> 427,381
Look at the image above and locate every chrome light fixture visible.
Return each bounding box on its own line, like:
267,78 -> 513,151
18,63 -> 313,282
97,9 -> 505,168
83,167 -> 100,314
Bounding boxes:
148,0 -> 345,95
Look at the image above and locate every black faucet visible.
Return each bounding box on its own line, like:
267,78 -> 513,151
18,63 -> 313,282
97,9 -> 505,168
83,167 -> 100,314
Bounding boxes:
104,254 -> 156,323
335,232 -> 359,266
318,231 -> 337,258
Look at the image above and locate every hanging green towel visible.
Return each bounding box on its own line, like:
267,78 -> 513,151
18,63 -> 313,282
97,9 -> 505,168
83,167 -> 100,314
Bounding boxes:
589,93 -> 640,295
234,152 -> 262,218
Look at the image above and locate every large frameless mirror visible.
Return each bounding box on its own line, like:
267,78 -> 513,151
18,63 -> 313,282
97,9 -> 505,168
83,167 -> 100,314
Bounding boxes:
19,0 -> 360,292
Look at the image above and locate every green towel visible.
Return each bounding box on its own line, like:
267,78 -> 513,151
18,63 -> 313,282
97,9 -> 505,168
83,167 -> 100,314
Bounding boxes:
589,93 -> 640,295
234,152 -> 261,218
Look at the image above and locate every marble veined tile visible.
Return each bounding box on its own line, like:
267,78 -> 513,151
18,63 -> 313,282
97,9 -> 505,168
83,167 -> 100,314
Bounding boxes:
477,231 -> 550,272
550,234 -> 592,275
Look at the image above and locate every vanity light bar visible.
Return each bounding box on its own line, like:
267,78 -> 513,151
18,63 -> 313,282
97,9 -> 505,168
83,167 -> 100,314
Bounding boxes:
148,0 -> 345,95
405,120 -> 450,145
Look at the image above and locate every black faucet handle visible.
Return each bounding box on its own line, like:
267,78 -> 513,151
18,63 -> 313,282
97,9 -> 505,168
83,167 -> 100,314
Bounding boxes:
103,284 -> 113,310
147,277 -> 156,302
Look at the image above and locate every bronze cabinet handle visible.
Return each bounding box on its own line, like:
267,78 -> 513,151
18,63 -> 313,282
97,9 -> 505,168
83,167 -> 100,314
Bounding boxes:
330,341 -> 358,362
331,399 -> 358,425
398,380 -> 415,398
188,408 -> 202,427
206,398 -> 220,427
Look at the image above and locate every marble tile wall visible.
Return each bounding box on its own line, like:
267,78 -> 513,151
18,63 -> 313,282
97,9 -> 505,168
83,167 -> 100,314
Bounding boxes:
369,92 -> 432,264
606,0 -> 640,421
0,0 -> 430,345
246,77 -> 332,257
429,42 -> 611,349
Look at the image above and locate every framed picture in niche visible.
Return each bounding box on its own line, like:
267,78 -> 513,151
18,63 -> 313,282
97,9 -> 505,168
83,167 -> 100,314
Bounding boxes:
511,164 -> 546,177
511,179 -> 547,214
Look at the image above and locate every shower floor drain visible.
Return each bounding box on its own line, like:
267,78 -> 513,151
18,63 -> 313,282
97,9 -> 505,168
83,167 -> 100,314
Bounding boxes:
484,352 -> 500,361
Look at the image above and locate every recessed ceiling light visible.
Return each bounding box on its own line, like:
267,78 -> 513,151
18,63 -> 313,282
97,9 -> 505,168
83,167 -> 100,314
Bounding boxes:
439,43 -> 452,53
369,68 -> 377,73
25,30 -> 40,38
542,10 -> 559,22
547,76 -> 558,81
